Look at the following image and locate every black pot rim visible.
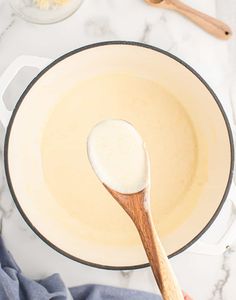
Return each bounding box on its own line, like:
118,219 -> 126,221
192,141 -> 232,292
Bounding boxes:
4,41 -> 235,271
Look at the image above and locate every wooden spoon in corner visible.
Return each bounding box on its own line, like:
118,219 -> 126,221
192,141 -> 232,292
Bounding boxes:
145,0 -> 232,40
104,184 -> 184,300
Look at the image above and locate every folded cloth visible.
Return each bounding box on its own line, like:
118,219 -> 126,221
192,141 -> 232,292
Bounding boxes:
0,237 -> 160,300
70,285 -> 159,300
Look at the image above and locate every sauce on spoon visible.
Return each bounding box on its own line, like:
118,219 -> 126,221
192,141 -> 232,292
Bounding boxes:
87,119 -> 149,194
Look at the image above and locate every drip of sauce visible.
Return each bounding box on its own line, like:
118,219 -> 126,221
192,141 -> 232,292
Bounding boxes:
87,119 -> 149,194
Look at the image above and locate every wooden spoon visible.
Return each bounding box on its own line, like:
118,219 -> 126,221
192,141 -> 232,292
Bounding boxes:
104,185 -> 184,300
87,119 -> 183,299
145,0 -> 232,40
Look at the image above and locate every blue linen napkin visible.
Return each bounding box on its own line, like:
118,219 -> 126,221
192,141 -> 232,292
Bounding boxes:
0,237 -> 160,300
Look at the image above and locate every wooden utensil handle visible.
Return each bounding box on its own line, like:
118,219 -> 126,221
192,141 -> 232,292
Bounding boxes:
104,186 -> 184,299
134,208 -> 184,300
166,0 -> 232,40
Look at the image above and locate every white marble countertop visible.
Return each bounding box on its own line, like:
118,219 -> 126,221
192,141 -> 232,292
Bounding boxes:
0,0 -> 236,299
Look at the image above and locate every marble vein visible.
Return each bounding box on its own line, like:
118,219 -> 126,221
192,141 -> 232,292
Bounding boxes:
120,270 -> 132,279
209,248 -> 233,300
140,22 -> 152,43
85,17 -> 113,37
0,17 -> 15,42
0,185 -> 15,220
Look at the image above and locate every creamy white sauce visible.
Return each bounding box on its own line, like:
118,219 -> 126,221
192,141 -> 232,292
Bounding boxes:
87,119 -> 149,194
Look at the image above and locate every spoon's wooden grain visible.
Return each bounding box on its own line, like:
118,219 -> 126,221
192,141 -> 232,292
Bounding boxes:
105,185 -> 184,300
145,0 -> 232,40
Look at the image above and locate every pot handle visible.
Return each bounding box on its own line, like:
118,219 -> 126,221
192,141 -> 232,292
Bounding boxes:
0,55 -> 52,128
189,182 -> 236,255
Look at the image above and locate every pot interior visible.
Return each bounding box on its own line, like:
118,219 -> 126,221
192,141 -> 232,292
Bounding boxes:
6,44 -> 232,268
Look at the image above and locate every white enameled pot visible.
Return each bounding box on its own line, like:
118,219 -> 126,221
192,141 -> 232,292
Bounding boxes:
0,42 -> 235,269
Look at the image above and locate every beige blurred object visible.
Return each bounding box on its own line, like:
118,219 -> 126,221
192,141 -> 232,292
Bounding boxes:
33,0 -> 69,10
9,0 -> 84,24
145,0 -> 232,40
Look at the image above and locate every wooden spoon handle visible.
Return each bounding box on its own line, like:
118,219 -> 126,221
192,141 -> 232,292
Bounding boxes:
104,186 -> 183,299
134,208 -> 184,300
164,0 -> 232,40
